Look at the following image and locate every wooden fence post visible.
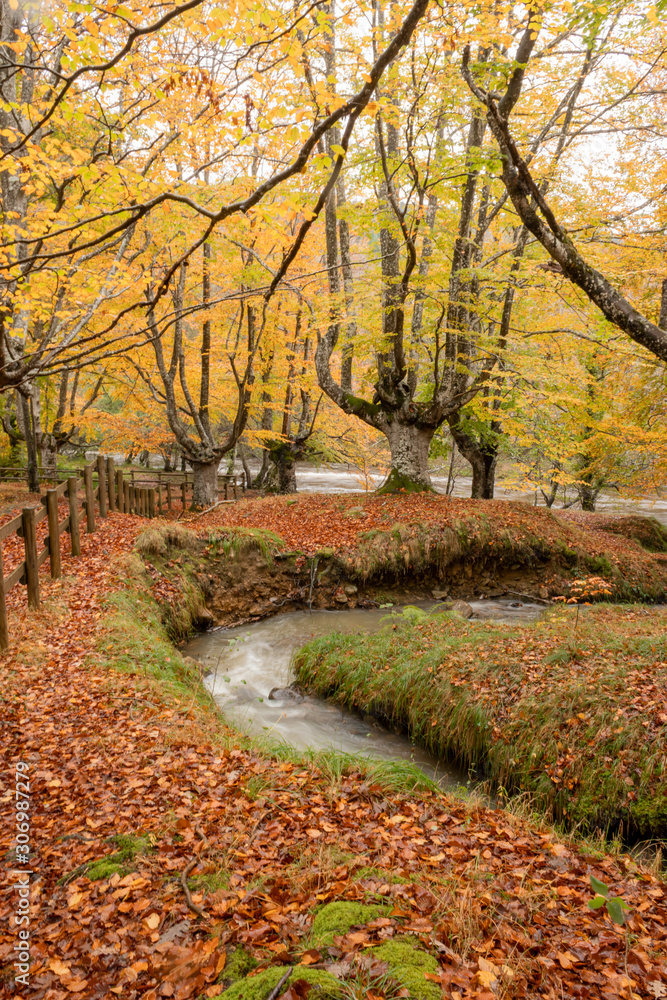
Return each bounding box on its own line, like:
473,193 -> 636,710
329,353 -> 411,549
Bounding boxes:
22,507 -> 39,608
96,455 -> 107,517
167,481 -> 172,510
116,469 -> 124,513
83,465 -> 96,533
106,457 -> 116,511
67,477 -> 81,556
0,545 -> 8,650
156,480 -> 162,514
148,489 -> 156,518
233,477 -> 237,500
46,488 -> 61,579
181,481 -> 187,510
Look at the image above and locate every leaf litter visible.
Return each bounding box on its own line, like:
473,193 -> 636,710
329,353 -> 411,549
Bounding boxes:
0,503 -> 665,999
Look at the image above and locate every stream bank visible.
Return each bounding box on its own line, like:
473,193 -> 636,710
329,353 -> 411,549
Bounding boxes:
183,600 -> 544,794
138,499 -> 667,633
294,603 -> 667,842
137,505 -> 667,841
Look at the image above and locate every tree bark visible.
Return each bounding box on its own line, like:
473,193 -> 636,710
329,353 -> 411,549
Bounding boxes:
268,444 -> 298,494
377,422 -> 434,493
40,434 -> 58,476
447,412 -> 498,499
19,393 -> 39,492
191,460 -> 219,508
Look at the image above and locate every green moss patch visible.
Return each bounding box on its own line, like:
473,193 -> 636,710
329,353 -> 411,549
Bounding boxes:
84,834 -> 153,881
218,948 -> 259,986
213,965 -> 342,1000
370,939 -> 440,1000
295,603 -> 667,838
309,901 -> 387,949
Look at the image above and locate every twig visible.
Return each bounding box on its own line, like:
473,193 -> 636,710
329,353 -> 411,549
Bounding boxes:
180,858 -> 206,918
194,823 -> 210,851
266,967 -> 293,1000
179,824 -> 210,918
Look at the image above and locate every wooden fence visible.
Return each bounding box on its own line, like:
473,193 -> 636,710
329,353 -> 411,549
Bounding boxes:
0,457 -> 243,650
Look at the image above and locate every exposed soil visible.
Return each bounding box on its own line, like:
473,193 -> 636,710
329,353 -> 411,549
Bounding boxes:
141,496 -> 667,630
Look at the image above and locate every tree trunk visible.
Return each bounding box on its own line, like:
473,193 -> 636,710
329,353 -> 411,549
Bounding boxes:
448,414 -> 499,500
377,422 -> 434,493
469,451 -> 497,499
579,480 -> 599,512
20,393 -> 40,493
191,460 -> 219,508
268,445 -> 298,494
40,433 -> 58,477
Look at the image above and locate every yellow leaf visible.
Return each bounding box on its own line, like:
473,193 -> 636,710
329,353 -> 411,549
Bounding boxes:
144,912 -> 160,930
49,959 -> 71,976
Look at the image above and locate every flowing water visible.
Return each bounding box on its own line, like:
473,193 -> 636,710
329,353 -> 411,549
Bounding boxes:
184,599 -> 545,791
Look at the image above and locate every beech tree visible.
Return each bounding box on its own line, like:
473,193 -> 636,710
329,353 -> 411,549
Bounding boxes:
462,6 -> 667,365
0,0 -> 431,499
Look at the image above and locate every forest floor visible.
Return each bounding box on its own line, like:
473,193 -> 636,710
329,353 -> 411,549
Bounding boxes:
1,494 -> 667,1000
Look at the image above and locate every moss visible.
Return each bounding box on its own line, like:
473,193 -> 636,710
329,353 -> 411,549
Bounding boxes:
309,901 -> 385,948
369,939 -> 440,1000
85,857 -> 126,881
370,941 -> 439,972
390,966 -> 441,1000
85,834 -> 152,881
343,392 -> 382,420
375,468 -> 435,495
190,870 -> 231,894
213,965 -> 342,1000
219,948 -> 258,985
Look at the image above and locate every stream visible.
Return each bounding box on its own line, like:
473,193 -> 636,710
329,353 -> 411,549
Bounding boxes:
184,599 -> 545,792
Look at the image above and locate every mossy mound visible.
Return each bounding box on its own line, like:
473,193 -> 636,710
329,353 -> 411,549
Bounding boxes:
295,603 -> 667,838
218,948 -> 258,987
309,901 -> 386,948
596,514 -> 667,553
369,939 -> 440,1000
213,965 -> 342,1000
375,469 -> 435,495
85,834 -> 152,881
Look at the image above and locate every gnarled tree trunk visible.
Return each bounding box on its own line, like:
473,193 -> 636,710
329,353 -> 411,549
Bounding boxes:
40,433 -> 58,477
267,443 -> 298,494
192,460 -> 219,508
378,422 -> 434,493
447,414 -> 499,499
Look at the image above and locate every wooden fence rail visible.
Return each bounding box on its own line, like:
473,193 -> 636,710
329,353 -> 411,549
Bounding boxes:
0,456 -> 244,651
